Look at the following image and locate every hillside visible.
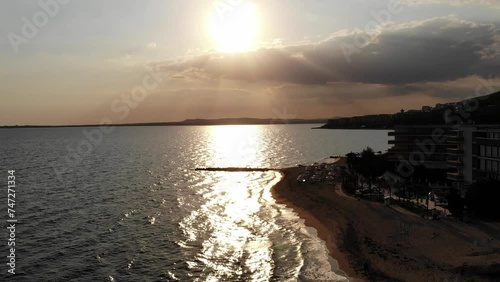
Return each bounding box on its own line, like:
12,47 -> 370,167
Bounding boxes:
321,91 -> 500,129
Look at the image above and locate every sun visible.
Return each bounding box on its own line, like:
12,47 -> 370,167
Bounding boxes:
209,2 -> 259,53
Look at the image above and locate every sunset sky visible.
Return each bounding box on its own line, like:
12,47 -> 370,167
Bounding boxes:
1,0 -> 499,125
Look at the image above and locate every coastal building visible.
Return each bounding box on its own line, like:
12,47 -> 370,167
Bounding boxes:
388,125 -> 453,169
434,103 -> 455,110
388,124 -> 500,194
447,125 -> 500,193
446,127 -> 470,192
475,126 -> 500,181
422,106 -> 433,113
404,110 -> 420,114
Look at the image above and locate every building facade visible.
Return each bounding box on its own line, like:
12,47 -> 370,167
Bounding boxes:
472,126 -> 500,182
447,125 -> 500,193
388,125 -> 452,171
388,124 -> 500,194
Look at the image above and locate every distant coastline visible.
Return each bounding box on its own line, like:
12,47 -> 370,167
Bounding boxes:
319,90 -> 500,130
4,90 -> 498,129
0,118 -> 328,129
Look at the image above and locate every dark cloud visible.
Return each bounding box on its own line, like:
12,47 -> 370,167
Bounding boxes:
165,16 -> 499,86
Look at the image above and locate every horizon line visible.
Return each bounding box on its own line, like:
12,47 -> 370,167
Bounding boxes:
0,117 -> 333,129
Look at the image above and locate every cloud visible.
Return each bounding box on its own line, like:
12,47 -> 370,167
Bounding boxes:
164,16 -> 500,86
119,82 -> 459,121
403,0 -> 500,9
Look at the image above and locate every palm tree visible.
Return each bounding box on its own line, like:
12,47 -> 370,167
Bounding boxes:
346,152 -> 359,171
359,147 -> 376,190
358,147 -> 388,191
345,149 -> 388,194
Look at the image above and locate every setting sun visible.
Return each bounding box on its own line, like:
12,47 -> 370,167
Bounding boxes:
209,2 -> 259,53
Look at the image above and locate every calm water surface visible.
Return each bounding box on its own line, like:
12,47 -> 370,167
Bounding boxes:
0,125 -> 391,281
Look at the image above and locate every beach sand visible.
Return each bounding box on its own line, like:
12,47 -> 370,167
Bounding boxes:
271,165 -> 500,281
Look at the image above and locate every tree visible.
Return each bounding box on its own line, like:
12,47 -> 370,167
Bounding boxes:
345,148 -> 389,194
359,147 -> 376,190
358,147 -> 387,190
346,152 -> 359,171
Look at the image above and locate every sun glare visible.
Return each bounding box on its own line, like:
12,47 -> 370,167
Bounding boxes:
209,2 -> 259,53
208,125 -> 263,167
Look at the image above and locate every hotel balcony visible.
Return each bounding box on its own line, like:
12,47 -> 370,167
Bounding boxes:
388,139 -> 457,148
446,147 -> 464,155
475,154 -> 500,161
475,137 -> 500,146
388,132 -> 442,137
476,135 -> 500,141
473,169 -> 500,182
389,140 -> 454,146
445,135 -> 463,142
388,148 -> 449,155
387,155 -> 448,163
447,159 -> 463,168
447,172 -> 464,181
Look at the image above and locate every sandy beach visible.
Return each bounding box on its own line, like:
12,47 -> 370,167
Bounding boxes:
272,165 -> 500,281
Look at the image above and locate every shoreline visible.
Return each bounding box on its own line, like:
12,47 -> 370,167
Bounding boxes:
271,165 -> 500,281
271,167 -> 362,281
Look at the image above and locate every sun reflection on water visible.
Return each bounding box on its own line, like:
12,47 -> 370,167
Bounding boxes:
177,126 -> 300,280
199,172 -> 273,280
179,172 -> 277,280
207,125 -> 264,168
